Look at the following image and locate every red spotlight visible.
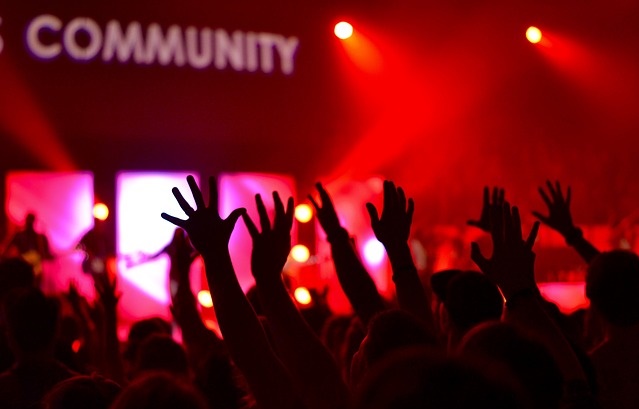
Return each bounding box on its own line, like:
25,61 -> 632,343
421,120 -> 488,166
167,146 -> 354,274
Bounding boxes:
334,22 -> 353,40
93,203 -> 109,221
526,26 -> 542,44
294,287 -> 312,305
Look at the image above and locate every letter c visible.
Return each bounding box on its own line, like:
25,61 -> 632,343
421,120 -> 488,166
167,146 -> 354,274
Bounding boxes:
25,14 -> 63,59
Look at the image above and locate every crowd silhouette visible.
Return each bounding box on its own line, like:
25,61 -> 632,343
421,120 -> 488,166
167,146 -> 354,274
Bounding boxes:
0,175 -> 637,409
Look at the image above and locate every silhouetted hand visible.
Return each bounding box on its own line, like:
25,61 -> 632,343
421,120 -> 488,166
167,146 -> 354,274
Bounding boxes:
532,180 -> 575,237
471,202 -> 540,299
243,192 -> 294,281
366,180 -> 414,246
166,228 -> 196,281
161,175 -> 245,255
467,186 -> 505,232
94,273 -> 120,311
308,183 -> 342,237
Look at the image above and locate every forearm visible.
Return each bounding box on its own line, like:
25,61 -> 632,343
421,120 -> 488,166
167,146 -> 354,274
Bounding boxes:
562,227 -> 600,264
103,308 -> 124,384
255,274 -> 349,409
202,251 -> 301,409
328,228 -> 385,326
384,242 -> 433,328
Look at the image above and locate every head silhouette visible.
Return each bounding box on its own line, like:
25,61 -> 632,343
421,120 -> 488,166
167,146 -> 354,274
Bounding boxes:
586,250 -> 639,327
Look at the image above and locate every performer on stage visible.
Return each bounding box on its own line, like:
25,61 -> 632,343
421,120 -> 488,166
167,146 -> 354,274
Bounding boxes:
1,213 -> 53,284
77,217 -> 116,276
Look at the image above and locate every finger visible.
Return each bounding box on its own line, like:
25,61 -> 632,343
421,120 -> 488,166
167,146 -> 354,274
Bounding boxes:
555,181 -> 563,200
489,200 -> 503,247
366,202 -> 380,226
538,187 -> 552,208
512,206 -> 523,242
407,198 -> 414,227
546,180 -> 558,201
566,186 -> 572,208
225,208 -> 246,227
172,187 -> 195,216
398,187 -> 407,213
383,180 -> 397,214
308,194 -> 320,211
273,191 -> 285,217
531,211 -> 550,225
208,177 -> 219,215
316,182 -> 332,207
255,194 -> 271,232
525,221 -> 541,250
187,175 -> 205,210
470,242 -> 490,274
285,197 -> 295,230
483,186 -> 490,206
491,186 -> 498,205
161,212 -> 187,227
503,202 -> 513,241
242,212 -> 260,238
498,188 -> 505,205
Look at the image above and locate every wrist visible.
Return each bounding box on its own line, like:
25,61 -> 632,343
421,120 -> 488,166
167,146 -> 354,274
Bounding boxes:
327,227 -> 349,244
562,226 -> 583,246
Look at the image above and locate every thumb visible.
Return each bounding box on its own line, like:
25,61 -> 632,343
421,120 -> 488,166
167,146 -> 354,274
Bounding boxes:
470,242 -> 490,274
366,202 -> 380,225
226,208 -> 246,227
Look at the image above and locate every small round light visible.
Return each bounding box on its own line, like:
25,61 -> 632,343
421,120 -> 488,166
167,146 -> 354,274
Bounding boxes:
363,238 -> 385,266
290,244 -> 311,263
93,203 -> 109,221
526,26 -> 542,44
334,22 -> 354,40
295,204 -> 313,223
294,287 -> 312,305
197,290 -> 213,308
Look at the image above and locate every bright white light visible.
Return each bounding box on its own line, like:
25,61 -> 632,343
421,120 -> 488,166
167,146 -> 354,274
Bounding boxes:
295,204 -> 313,223
291,244 -> 310,263
198,290 -> 214,308
363,238 -> 385,266
334,22 -> 353,40
294,287 -> 312,305
526,26 -> 542,44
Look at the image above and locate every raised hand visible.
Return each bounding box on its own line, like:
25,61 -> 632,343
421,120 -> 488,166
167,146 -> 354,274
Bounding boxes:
308,183 -> 342,237
242,192 -> 294,281
467,186 -> 505,232
161,175 -> 245,255
366,180 -> 414,246
93,272 -> 120,311
166,228 -> 197,281
471,202 -> 540,300
532,180 -> 575,236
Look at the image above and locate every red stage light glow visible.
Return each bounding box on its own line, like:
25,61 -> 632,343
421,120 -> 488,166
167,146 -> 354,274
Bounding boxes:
526,26 -> 542,44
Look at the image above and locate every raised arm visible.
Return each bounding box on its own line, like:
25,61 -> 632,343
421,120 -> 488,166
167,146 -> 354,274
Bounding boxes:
366,181 -> 433,330
471,202 -> 589,385
243,192 -> 349,409
167,228 -> 224,359
92,272 -> 124,384
309,183 -> 385,326
161,176 -> 303,409
532,180 -> 600,263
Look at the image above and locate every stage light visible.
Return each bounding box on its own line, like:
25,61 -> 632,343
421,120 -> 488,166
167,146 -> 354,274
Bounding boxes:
290,244 -> 310,263
294,287 -> 312,305
334,22 -> 353,40
197,290 -> 213,308
363,238 -> 385,266
93,203 -> 109,220
295,203 -> 313,223
526,26 -> 542,44
71,339 -> 82,353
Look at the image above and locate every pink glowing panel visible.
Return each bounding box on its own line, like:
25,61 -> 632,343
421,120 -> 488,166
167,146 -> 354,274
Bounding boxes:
116,172 -> 200,322
219,173 -> 296,291
538,282 -> 589,314
5,171 -> 94,294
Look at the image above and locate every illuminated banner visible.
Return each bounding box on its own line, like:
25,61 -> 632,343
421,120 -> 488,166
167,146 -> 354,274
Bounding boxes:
1,14 -> 300,75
